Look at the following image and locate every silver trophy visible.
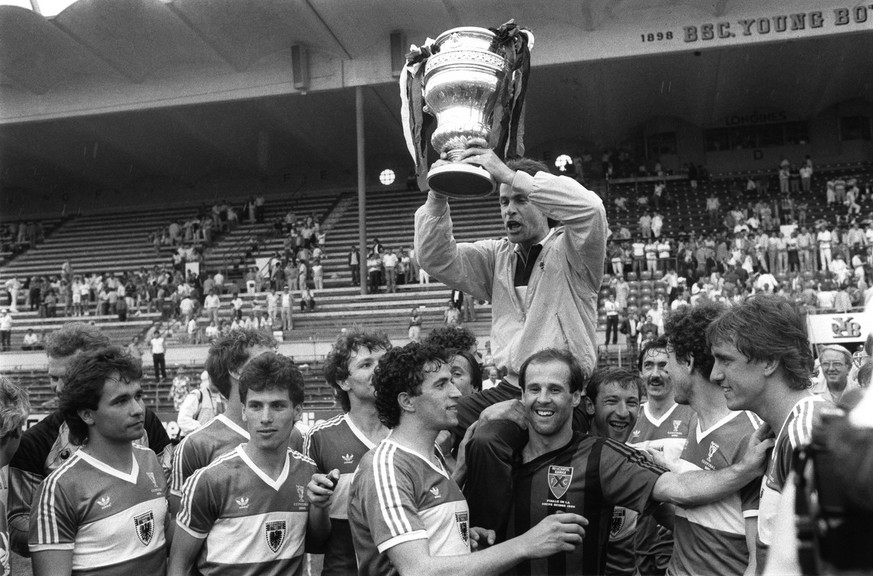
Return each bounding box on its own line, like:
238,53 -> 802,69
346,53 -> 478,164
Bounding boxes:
402,22 -> 533,198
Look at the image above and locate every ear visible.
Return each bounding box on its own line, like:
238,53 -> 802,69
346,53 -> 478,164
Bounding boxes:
571,391 -> 582,409
761,358 -> 780,377
397,392 -> 416,414
584,396 -> 595,416
292,403 -> 303,423
684,354 -> 696,375
78,408 -> 95,426
337,378 -> 352,393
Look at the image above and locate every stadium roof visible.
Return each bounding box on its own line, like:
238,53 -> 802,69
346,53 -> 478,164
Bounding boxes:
1,0 -> 871,194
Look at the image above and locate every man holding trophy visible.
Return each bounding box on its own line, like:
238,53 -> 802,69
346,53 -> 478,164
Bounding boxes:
407,22 -> 608,536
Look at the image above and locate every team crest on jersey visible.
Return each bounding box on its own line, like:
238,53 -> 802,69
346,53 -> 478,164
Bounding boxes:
455,511 -> 469,545
265,520 -> 287,553
146,472 -> 157,488
672,420 -> 682,432
296,485 -> 305,502
610,508 -> 626,538
548,465 -> 574,499
134,511 -> 154,546
707,441 -> 720,460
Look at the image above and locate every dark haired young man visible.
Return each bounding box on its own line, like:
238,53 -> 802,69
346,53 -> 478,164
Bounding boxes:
348,343 -> 588,576
415,140 -> 606,532
170,352 -> 329,576
496,349 -> 773,576
29,346 -> 169,576
169,329 -> 276,517
302,329 -> 392,575
707,294 -> 829,573
664,303 -> 763,576
8,323 -> 170,557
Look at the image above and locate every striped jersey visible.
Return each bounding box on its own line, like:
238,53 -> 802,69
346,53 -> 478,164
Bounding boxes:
667,410 -> 761,576
505,431 -> 667,576
303,414 -> 380,576
176,445 -> 316,576
348,438 -> 470,576
627,401 -> 695,575
756,395 -> 830,572
170,414 -> 248,496
29,444 -> 168,575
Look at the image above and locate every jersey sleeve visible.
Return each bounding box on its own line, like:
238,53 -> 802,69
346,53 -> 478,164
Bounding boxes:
302,428 -> 324,472
599,439 -> 667,515
175,468 -> 218,539
28,474 -> 77,551
361,448 -> 427,553
145,409 -> 172,478
170,435 -> 199,497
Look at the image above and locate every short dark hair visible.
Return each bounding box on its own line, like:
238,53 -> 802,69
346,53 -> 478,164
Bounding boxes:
373,342 -> 448,429
506,157 -> 559,228
706,294 -> 813,390
519,348 -> 586,394
323,330 -> 391,412
638,335 -> 669,372
205,329 -> 276,399
60,346 -> 143,446
44,322 -> 111,359
586,367 -> 643,405
423,326 -> 477,355
664,303 -> 725,379
238,352 -> 304,407
451,350 -> 483,393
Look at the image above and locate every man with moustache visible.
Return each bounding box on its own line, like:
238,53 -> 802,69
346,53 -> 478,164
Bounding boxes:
627,336 -> 695,575
498,349 -> 773,576
415,141 -> 606,533
348,343 -> 588,576
707,294 -> 830,574
663,304 -> 763,576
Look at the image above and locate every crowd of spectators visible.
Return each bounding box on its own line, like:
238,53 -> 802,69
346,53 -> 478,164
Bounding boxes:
0,221 -> 44,259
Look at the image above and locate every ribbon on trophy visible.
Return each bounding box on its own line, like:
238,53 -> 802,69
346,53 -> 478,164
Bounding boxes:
399,39 -> 437,179
488,20 -> 534,161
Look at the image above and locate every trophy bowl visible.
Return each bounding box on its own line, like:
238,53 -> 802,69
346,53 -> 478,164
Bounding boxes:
423,27 -> 509,198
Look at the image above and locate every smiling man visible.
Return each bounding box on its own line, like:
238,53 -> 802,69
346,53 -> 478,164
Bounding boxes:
348,343 -> 588,576
627,336 -> 695,576
414,142 -> 606,533
706,294 -> 830,574
500,349 -> 774,576
170,351 -> 328,576
813,344 -> 857,403
29,346 -> 169,576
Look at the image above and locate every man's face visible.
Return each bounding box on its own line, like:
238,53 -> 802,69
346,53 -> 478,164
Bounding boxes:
48,353 -> 78,395
409,361 -> 460,431
488,367 -> 500,382
243,387 -> 299,452
449,355 -> 476,397
588,382 -> 640,443
341,347 -> 388,406
85,374 -> 146,445
522,359 -> 580,439
710,340 -> 767,411
666,347 -> 692,405
640,348 -> 672,402
820,350 -> 849,389
499,184 -> 549,248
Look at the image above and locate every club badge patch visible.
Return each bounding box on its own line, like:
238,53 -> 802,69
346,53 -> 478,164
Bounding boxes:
610,508 -> 626,538
134,511 -> 154,546
455,511 -> 469,545
265,520 -> 287,553
548,465 -> 574,499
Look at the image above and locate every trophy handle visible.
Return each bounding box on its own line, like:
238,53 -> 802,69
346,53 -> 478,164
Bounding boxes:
427,163 -> 496,198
